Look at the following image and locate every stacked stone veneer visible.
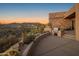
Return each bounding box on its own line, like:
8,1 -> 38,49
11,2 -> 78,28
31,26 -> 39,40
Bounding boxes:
49,12 -> 72,30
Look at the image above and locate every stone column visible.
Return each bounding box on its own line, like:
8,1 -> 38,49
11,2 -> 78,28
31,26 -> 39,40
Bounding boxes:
75,3 -> 79,40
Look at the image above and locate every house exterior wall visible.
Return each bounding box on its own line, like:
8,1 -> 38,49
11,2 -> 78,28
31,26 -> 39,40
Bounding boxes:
75,4 -> 79,40
49,3 -> 79,40
49,12 -> 72,30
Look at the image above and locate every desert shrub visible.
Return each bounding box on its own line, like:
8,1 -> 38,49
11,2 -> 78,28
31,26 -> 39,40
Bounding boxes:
7,49 -> 20,56
0,49 -> 20,56
0,38 -> 19,53
23,32 -> 36,44
0,30 -> 20,53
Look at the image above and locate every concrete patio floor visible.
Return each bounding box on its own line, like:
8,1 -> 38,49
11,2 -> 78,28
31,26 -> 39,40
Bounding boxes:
32,35 -> 79,56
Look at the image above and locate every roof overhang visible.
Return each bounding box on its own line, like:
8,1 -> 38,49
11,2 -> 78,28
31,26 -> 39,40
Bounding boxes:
64,6 -> 75,19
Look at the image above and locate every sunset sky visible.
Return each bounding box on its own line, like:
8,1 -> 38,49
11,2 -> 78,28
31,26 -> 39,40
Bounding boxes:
0,3 -> 74,24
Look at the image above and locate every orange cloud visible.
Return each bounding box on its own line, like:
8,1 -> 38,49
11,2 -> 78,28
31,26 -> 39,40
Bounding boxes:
0,17 -> 49,24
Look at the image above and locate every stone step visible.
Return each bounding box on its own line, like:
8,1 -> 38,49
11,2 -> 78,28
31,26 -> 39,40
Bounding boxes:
63,34 -> 75,40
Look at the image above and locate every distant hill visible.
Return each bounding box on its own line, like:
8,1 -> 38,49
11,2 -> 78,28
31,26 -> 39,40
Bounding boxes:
0,22 -> 45,28
0,18 -> 49,24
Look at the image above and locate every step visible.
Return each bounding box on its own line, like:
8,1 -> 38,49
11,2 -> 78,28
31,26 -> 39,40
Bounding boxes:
63,34 -> 75,40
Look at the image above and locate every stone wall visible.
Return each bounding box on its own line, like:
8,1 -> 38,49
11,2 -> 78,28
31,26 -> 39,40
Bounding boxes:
21,32 -> 51,56
75,4 -> 79,40
49,12 -> 72,30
